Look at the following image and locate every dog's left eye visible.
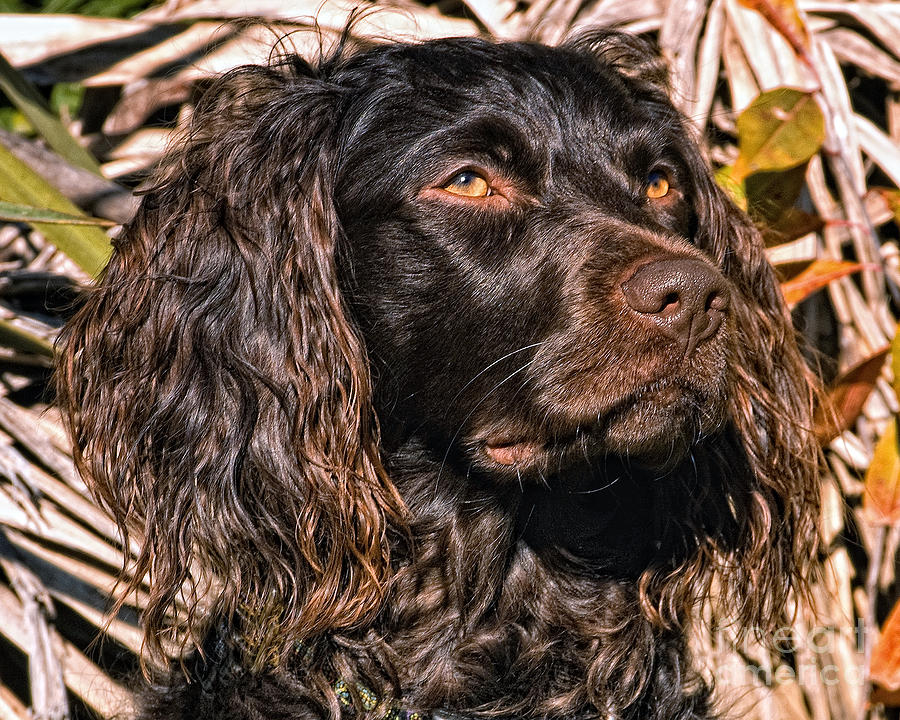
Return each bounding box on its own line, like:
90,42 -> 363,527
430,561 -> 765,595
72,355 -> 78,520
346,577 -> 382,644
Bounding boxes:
645,171 -> 670,199
443,171 -> 492,198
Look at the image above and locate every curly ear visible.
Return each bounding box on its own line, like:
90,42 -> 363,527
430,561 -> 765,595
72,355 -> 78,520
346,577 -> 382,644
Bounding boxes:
691,164 -> 821,632
56,58 -> 406,668
564,30 -> 670,92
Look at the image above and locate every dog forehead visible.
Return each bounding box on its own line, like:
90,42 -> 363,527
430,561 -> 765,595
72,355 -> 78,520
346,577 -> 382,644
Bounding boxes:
335,39 -> 640,133
331,38 -> 666,185
345,38 -> 608,85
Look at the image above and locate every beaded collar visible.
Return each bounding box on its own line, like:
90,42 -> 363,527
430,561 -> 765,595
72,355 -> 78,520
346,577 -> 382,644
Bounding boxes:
334,679 -> 428,720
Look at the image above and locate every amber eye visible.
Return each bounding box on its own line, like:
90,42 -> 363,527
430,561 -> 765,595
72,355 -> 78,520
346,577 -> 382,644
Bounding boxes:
645,170 -> 670,199
443,171 -> 492,198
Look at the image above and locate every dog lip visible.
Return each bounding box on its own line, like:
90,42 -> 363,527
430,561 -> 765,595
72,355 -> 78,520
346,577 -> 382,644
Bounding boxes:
481,380 -> 692,466
484,439 -> 544,465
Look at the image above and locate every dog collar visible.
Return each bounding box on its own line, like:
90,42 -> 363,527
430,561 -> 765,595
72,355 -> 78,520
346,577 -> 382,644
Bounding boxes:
334,679 -> 427,720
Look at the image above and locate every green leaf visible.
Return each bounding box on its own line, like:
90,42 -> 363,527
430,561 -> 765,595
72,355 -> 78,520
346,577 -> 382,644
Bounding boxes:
714,165 -> 747,210
0,49 -> 102,175
0,200 -> 115,227
43,0 -> 83,14
891,320 -> 900,400
733,88 -> 825,182
0,318 -> 54,358
0,107 -> 33,135
0,145 -> 112,277
50,82 -> 85,120
81,0 -> 153,16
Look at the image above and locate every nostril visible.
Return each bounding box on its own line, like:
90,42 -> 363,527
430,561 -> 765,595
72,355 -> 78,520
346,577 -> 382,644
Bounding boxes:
663,291 -> 679,308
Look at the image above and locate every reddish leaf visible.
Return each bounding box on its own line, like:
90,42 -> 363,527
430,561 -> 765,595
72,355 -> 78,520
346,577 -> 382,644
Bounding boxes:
780,259 -> 867,306
774,258 -> 814,284
872,598 -> 900,691
814,346 -> 889,445
871,685 -> 900,707
737,0 -> 814,68
869,685 -> 900,707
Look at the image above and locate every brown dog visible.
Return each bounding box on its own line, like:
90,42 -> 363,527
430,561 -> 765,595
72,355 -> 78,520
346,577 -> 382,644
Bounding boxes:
57,31 -> 819,720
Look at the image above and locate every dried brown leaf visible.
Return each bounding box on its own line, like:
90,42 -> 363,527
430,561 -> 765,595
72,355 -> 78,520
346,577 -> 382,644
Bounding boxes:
86,21 -> 235,87
814,345 -> 889,445
0,682 -> 28,720
726,0 -> 815,93
136,0 -> 478,40
738,0 -> 812,59
856,114 -> 900,190
823,27 -> 900,85
1,16 -> 151,68
804,2 -> 900,63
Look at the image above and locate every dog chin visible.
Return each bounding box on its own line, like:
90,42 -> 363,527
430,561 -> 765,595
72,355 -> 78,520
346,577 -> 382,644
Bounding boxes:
596,391 -> 718,470
598,414 -> 693,471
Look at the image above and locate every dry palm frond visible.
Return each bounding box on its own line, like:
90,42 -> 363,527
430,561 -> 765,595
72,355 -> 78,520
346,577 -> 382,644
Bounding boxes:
1,1 -> 899,718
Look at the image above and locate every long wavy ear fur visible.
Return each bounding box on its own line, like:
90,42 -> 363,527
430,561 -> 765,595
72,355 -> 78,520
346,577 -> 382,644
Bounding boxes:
694,171 -> 821,631
56,57 -> 406,669
566,30 -> 670,91
571,30 -> 821,635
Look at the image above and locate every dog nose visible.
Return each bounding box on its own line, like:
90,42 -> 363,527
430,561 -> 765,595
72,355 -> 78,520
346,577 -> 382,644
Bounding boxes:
620,258 -> 728,356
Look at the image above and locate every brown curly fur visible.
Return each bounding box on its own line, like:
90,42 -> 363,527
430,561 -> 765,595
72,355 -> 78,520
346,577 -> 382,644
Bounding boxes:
56,30 -> 820,720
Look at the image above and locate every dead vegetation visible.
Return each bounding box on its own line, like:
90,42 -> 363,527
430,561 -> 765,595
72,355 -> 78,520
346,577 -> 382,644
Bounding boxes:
0,1 -> 899,718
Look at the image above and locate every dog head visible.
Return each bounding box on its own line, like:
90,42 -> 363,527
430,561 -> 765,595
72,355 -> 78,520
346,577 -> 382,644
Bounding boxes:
334,36 -> 732,476
57,31 -> 819,667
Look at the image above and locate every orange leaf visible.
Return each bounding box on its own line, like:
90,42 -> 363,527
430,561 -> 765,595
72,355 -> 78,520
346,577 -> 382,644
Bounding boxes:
738,0 -> 813,66
876,187 -> 900,225
863,416 -> 900,525
814,346 -> 890,445
872,599 -> 900,691
780,260 -> 867,306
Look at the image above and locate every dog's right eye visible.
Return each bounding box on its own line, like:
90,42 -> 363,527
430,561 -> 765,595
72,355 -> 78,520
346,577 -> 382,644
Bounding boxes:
443,171 -> 492,198
645,170 -> 670,199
